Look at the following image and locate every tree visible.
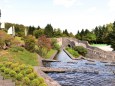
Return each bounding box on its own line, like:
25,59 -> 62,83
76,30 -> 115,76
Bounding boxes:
33,29 -> 44,38
63,29 -> 69,36
28,26 -> 36,35
109,21 -> 115,50
37,35 -> 52,57
53,28 -> 62,37
44,24 -> 53,37
24,35 -> 35,52
0,30 -> 13,49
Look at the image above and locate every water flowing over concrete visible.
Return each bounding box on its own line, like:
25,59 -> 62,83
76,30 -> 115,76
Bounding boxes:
44,50 -> 115,86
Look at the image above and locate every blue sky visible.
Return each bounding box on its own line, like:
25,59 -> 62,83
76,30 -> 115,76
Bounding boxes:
0,0 -> 115,34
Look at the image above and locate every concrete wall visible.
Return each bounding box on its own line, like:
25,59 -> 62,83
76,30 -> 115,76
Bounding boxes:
55,37 -> 115,62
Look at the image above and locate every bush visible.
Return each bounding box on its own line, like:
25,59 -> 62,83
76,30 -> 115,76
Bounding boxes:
9,46 -> 24,52
26,68 -> 33,74
31,79 -> 40,86
19,64 -> 26,70
16,73 -> 23,81
0,64 -> 4,68
20,70 -> 26,76
4,68 -> 10,74
74,46 -> 87,56
38,77 -> 45,83
10,63 -> 19,69
4,62 -> 12,67
13,67 -> 20,73
0,67 -> 6,72
39,83 -> 47,86
9,70 -> 17,77
27,73 -> 36,80
66,47 -> 80,58
24,35 -> 36,52
23,77 -> 30,85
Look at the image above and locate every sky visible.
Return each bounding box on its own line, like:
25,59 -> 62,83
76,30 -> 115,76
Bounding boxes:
0,0 -> 115,34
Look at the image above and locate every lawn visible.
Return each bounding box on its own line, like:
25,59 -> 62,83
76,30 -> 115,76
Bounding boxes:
0,47 -> 38,66
45,49 -> 57,59
66,47 -> 80,58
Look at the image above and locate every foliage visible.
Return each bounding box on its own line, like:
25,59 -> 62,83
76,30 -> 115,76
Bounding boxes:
24,35 -> 36,52
4,68 -> 10,74
38,77 -> 45,83
109,21 -> 115,50
9,46 -> 24,52
0,47 -> 38,66
74,46 -> 87,56
16,73 -> 23,81
37,35 -> 52,57
0,61 -> 47,86
44,24 -> 53,37
66,47 -> 80,58
53,28 -> 62,37
51,39 -> 60,50
9,70 -> 17,77
33,29 -> 44,38
31,79 -> 40,86
39,83 -> 47,86
45,49 -> 57,59
0,30 -> 13,49
23,77 -> 30,85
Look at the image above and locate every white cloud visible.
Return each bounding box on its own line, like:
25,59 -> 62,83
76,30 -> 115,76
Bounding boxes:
108,0 -> 115,12
53,0 -> 76,8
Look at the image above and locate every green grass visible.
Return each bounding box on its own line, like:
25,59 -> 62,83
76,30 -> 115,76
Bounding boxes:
91,44 -> 109,47
45,49 -> 57,59
66,47 -> 80,58
15,37 -> 24,44
0,47 -> 38,66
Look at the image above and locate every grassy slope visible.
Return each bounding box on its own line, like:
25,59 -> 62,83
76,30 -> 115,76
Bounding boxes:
91,44 -> 108,47
45,49 -> 57,59
0,48 -> 38,66
66,48 -> 80,58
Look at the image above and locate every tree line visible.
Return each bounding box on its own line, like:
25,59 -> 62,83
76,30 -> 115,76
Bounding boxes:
4,21 -> 115,50
5,23 -> 74,38
75,21 -> 115,50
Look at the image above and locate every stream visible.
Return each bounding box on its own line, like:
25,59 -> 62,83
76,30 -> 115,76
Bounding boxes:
44,50 -> 115,86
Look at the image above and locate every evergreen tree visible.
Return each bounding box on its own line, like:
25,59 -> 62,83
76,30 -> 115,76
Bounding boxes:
109,21 -> 115,50
44,24 -> 53,37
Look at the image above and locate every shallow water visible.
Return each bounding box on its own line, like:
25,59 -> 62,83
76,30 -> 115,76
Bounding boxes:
45,50 -> 115,86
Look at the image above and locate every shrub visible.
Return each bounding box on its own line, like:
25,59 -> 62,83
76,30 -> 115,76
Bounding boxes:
10,63 -> 19,69
39,83 -> 47,86
20,70 -> 26,76
19,64 -> 26,70
27,65 -> 33,71
51,39 -> 60,50
16,73 -> 23,81
38,77 -> 45,83
27,73 -> 36,80
31,79 -> 40,86
26,68 -> 33,74
9,46 -> 24,52
4,68 -> 10,74
74,46 -> 87,56
23,77 -> 30,85
13,67 -> 20,73
24,35 -> 36,52
4,62 -> 12,67
66,47 -> 80,58
0,64 -> 3,68
9,70 -> 17,77
0,67 -> 6,72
